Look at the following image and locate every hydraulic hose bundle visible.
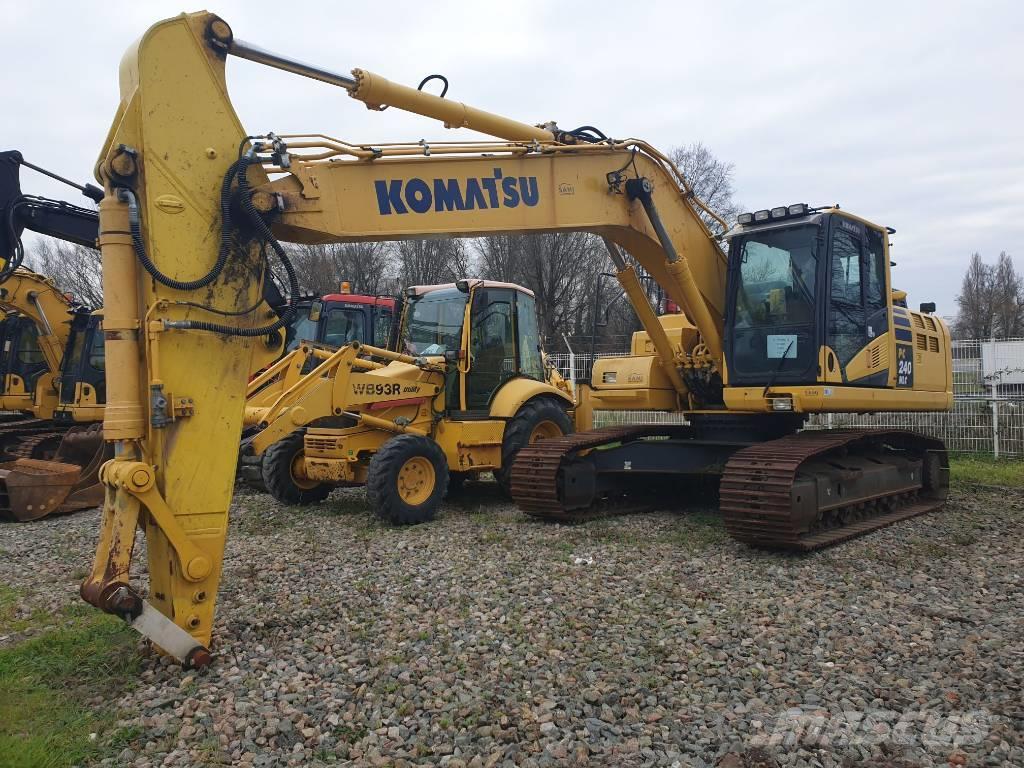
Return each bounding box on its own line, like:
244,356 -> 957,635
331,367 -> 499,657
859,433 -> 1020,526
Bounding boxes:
121,152 -> 299,337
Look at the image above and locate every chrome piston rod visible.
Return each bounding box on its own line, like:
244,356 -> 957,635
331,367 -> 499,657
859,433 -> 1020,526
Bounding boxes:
229,39 -> 357,91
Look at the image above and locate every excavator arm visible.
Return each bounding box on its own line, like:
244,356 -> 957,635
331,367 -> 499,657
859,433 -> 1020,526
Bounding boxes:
0,150 -> 102,279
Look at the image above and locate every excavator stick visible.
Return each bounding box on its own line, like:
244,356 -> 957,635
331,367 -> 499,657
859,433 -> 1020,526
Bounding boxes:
0,424 -> 109,521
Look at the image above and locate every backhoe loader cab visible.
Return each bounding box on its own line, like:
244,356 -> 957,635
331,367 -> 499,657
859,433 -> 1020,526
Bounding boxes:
286,291 -> 398,353
254,279 -> 573,524
402,281 -> 547,410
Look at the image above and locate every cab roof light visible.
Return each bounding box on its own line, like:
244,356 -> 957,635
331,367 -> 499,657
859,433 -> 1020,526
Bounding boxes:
770,206 -> 788,219
737,212 -> 754,225
753,209 -> 770,222
787,203 -> 808,216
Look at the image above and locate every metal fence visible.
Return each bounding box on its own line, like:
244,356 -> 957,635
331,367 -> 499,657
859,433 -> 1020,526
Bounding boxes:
548,339 -> 1024,458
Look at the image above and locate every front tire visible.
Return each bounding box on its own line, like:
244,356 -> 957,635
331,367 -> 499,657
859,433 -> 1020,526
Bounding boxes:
262,430 -> 332,505
494,398 -> 573,495
367,434 -> 449,525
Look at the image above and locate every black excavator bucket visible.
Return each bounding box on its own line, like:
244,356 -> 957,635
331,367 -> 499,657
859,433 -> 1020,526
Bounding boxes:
0,425 -> 110,522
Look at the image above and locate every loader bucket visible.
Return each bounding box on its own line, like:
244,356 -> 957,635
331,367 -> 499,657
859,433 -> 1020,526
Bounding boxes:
0,426 -> 109,522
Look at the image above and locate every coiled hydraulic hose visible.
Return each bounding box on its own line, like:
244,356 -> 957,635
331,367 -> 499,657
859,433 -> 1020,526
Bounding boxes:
121,154 -> 298,337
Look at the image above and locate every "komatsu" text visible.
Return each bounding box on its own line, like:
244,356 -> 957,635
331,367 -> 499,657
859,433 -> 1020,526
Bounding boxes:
374,169 -> 540,215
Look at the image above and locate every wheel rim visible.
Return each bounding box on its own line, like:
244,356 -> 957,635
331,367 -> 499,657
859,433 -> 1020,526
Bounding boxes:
529,419 -> 562,443
397,456 -> 435,505
290,452 -> 318,490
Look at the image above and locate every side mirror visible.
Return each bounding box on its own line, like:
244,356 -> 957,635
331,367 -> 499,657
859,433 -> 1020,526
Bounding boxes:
308,300 -> 323,322
919,302 -> 936,314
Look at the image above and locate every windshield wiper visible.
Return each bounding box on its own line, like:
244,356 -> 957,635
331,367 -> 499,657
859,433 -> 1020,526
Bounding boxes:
762,338 -> 795,399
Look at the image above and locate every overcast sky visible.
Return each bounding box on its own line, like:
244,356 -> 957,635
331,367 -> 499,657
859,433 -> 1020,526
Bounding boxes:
4,0 -> 1021,316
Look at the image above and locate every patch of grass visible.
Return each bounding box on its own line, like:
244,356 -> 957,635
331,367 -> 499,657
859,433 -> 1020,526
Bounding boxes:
0,586 -> 50,636
949,454 -> 1024,488
0,603 -> 141,768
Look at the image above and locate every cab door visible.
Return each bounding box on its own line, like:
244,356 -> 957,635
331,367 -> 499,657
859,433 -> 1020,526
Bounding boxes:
825,217 -> 889,385
464,287 -> 517,411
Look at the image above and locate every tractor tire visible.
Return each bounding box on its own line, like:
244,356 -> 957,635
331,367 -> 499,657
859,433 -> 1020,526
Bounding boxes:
494,398 -> 573,495
367,434 -> 449,525
262,430 -> 332,506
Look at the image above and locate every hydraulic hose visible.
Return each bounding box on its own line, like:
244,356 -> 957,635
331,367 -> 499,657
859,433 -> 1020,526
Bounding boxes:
121,154 -> 298,337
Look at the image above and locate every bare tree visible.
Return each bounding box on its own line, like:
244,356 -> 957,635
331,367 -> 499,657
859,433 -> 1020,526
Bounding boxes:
955,253 -> 997,339
668,141 -> 741,233
991,251 -> 1024,338
285,242 -> 395,296
393,238 -> 473,286
26,237 -> 103,308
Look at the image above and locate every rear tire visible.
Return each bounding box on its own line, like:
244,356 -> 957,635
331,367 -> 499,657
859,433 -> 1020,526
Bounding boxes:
367,434 -> 448,525
262,430 -> 332,505
495,398 -> 573,495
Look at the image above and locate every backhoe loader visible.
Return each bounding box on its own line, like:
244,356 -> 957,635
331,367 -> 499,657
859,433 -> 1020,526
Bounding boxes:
67,12 -> 950,665
243,278 -> 573,522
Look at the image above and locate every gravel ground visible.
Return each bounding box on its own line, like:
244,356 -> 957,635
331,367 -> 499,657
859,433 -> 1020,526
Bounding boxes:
1,481 -> 1022,768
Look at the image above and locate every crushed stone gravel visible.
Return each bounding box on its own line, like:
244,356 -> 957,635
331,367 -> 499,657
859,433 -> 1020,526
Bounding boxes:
1,481 -> 1021,767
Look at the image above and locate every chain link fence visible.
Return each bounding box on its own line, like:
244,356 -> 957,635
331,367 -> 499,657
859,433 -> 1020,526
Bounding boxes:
548,339 -> 1024,457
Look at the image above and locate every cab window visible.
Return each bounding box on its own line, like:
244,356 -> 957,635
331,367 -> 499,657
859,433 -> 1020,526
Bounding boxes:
88,325 -> 105,371
830,228 -> 864,367
322,309 -> 366,347
374,307 -> 394,349
16,324 -> 44,365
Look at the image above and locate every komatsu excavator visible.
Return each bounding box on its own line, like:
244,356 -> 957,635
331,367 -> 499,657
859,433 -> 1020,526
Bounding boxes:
72,12 -> 951,666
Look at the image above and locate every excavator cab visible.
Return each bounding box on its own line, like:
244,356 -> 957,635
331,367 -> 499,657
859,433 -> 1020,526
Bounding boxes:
55,312 -> 105,422
724,206 -> 949,407
0,314 -> 48,401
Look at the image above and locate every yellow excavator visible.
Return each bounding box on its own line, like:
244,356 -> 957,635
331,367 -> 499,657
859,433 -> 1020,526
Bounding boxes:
70,12 -> 950,666
0,269 -> 109,520
243,278 -> 573,521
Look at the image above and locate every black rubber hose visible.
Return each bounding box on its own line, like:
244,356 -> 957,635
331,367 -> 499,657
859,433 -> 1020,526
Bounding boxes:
168,155 -> 299,337
122,159 -> 242,291
124,154 -> 298,337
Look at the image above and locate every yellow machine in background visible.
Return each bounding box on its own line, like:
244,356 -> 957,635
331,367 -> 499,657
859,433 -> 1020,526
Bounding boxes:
74,11 -> 951,666
244,279 -> 572,522
0,268 -> 76,417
